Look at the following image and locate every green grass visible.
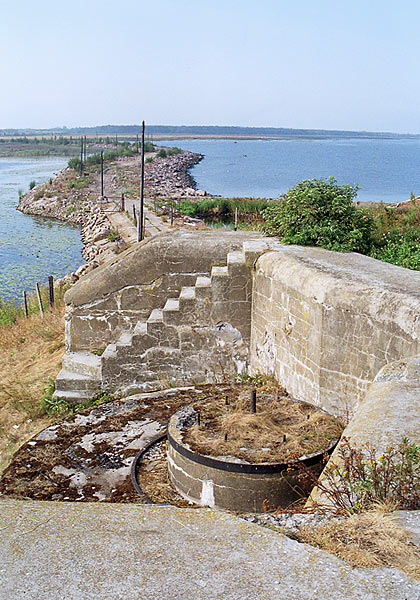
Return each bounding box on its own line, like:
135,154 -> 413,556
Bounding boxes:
175,197 -> 272,224
0,284 -> 69,326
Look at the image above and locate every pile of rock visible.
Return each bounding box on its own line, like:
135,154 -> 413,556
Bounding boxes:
145,150 -> 205,197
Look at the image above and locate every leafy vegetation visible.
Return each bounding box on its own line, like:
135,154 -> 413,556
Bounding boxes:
260,177 -> 420,270
40,388 -> 115,418
176,196 -> 271,225
308,437 -> 420,514
262,177 -> 373,253
67,141 -> 154,172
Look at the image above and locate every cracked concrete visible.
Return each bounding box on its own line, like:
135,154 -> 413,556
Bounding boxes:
0,498 -> 419,600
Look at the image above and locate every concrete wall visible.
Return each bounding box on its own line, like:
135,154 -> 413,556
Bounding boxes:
308,354 -> 420,508
250,246 -> 420,416
64,230 -> 256,352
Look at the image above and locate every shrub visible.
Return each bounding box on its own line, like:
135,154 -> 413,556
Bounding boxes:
68,157 -> 81,170
156,148 -> 167,159
309,437 -> 420,514
29,180 -> 36,190
262,177 -> 373,254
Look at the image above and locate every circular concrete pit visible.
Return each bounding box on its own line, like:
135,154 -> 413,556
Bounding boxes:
167,403 -> 337,512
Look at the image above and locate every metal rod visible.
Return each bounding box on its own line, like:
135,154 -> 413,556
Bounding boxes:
250,388 -> 257,413
138,120 -> 145,242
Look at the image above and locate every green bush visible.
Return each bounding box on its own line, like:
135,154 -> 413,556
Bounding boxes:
29,180 -> 36,190
310,437 -> 420,514
157,148 -> 167,158
262,177 -> 373,254
370,228 -> 420,270
68,157 -> 81,170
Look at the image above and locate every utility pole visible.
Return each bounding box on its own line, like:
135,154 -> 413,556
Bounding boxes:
79,137 -> 83,176
100,151 -> 104,198
138,120 -> 145,242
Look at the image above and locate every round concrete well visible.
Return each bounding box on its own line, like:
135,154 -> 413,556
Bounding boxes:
167,404 -> 337,512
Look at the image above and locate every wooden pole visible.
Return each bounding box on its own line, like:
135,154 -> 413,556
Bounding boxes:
234,207 -> 238,231
35,283 -> 44,317
250,388 -> 257,413
48,276 -> 54,307
100,151 -> 104,197
84,135 -> 87,163
22,291 -> 28,318
138,120 -> 145,242
121,193 -> 125,212
133,205 -> 137,225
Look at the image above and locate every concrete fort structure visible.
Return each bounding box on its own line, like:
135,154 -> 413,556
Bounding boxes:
56,229 -> 420,422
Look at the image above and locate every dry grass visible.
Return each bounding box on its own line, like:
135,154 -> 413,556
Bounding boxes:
297,509 -> 420,581
185,392 -> 344,463
0,303 -> 65,473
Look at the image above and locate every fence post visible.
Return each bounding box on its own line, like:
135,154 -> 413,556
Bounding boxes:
36,283 -> 44,317
22,291 -> 28,318
121,193 -> 125,212
133,205 -> 137,225
48,276 -> 54,307
234,207 -> 238,231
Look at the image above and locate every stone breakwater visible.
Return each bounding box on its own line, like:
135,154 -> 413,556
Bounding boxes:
17,150 -> 205,283
144,150 -> 205,197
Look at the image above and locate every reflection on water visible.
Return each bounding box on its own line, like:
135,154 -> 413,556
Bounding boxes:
0,157 -> 83,302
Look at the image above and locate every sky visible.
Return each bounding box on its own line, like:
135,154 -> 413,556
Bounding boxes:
2,0 -> 420,133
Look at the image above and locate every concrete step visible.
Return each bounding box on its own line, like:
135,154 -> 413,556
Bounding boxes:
194,276 -> 211,299
55,369 -> 101,392
116,330 -> 133,347
62,352 -> 102,378
179,286 -> 196,302
148,308 -> 164,323
211,265 -> 229,278
52,389 -> 96,405
227,250 -> 246,267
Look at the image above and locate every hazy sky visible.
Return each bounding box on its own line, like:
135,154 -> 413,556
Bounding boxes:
2,0 -> 420,133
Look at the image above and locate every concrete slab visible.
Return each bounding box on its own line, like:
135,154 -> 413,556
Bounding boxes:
0,499 -> 419,600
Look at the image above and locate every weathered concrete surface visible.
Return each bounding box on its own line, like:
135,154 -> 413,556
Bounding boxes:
167,408 -> 318,512
309,355 -> 420,507
250,246 -> 420,416
65,230 -> 258,352
0,499 -> 419,600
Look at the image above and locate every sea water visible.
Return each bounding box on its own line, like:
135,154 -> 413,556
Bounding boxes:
0,157 -> 83,302
158,137 -> 420,203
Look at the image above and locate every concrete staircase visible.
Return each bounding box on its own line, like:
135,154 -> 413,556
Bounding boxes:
53,239 -> 274,403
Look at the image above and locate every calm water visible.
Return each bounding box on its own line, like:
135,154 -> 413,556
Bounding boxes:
0,157 -> 83,302
158,138 -> 420,203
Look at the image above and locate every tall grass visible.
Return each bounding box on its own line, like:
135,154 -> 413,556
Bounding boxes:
0,284 -> 69,326
177,197 -> 272,223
